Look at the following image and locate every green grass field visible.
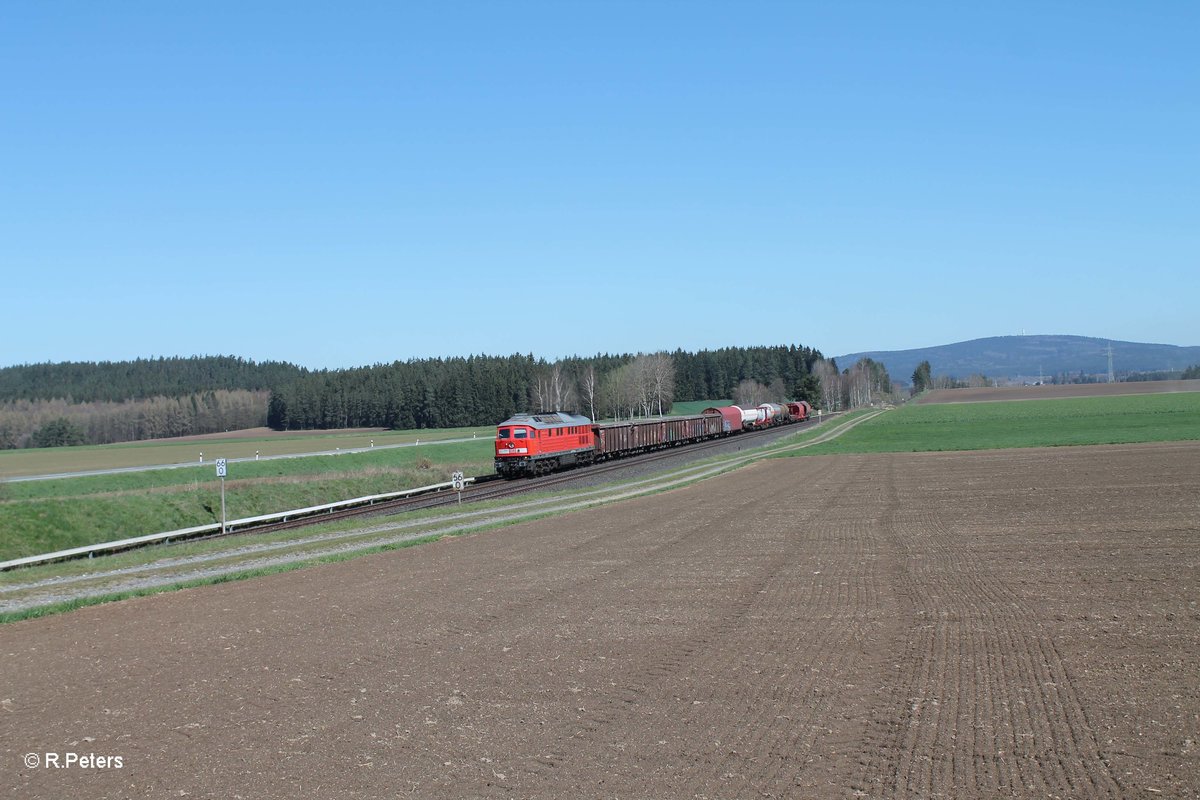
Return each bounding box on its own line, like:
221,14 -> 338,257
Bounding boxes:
0,439 -> 494,562
0,424 -> 493,479
791,392 -> 1200,456
669,399 -> 732,416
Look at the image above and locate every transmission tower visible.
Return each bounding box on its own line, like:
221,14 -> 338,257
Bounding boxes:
1107,344 -> 1115,383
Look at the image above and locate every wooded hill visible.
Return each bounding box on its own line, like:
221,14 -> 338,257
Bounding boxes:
837,335 -> 1200,386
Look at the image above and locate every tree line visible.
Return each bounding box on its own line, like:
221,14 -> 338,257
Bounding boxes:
3,344 -> 901,448
908,360 -> 993,394
0,390 -> 269,449
0,356 -> 303,404
266,345 -> 826,431
806,357 -> 898,410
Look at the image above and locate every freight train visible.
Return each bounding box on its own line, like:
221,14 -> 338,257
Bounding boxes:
494,401 -> 812,478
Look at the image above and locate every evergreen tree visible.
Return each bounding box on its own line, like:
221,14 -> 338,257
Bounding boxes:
32,418 -> 86,447
911,361 -> 932,394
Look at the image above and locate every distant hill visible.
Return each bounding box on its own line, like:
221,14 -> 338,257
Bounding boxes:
835,335 -> 1200,385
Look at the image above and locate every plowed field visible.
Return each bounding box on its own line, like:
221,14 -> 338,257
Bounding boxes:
4,441 -> 1198,798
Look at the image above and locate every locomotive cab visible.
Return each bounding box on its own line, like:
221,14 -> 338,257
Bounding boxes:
495,425 -> 533,456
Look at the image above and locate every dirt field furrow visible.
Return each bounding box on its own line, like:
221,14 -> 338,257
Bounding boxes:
852,454 -> 1134,798
3,442 -> 1197,799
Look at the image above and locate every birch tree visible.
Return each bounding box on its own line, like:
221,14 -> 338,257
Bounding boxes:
578,365 -> 599,421
646,352 -> 675,416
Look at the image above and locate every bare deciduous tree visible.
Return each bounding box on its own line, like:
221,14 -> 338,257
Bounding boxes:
811,359 -> 841,411
532,363 -> 576,412
733,379 -> 768,407
578,365 -> 599,421
646,352 -> 675,416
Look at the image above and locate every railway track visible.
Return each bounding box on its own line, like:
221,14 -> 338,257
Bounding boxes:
0,413 -> 876,614
192,419 -> 820,540
3,416 -> 833,571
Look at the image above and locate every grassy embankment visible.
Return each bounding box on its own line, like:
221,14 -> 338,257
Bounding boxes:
0,439 -> 494,561
788,392 -> 1200,456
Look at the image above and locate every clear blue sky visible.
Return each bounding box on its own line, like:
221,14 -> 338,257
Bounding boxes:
3,2 -> 1197,369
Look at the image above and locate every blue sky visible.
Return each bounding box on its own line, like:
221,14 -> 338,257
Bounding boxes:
2,2 -> 1196,369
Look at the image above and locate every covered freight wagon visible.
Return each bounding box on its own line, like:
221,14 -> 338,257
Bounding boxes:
786,401 -> 811,421
702,406 -> 742,433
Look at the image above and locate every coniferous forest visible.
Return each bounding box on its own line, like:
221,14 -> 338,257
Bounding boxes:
0,347 -> 824,448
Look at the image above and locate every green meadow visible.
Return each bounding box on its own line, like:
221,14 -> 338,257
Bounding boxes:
669,399 -> 732,416
792,392 -> 1200,456
0,439 -> 493,561
0,424 -> 494,480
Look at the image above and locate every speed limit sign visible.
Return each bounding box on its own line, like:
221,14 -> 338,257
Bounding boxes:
451,471 -> 464,491
215,458 -> 228,478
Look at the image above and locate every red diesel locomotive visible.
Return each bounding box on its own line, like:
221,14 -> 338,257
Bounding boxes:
495,413 -> 597,477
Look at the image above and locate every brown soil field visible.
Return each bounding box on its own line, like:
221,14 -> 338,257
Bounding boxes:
919,379 -> 1200,404
3,442 -> 1198,798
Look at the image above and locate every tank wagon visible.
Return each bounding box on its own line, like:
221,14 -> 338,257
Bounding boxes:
496,401 -> 816,478
755,402 -> 790,427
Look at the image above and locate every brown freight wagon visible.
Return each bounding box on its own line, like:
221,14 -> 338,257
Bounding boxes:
594,414 -> 724,458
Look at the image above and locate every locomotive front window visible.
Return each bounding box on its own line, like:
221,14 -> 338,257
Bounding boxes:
498,428 -> 510,439
513,429 -> 528,439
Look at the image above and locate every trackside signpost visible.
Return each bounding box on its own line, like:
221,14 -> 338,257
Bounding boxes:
216,458 -> 228,534
452,471 -> 465,504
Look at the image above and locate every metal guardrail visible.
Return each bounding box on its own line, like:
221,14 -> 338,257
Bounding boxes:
0,477 -> 475,572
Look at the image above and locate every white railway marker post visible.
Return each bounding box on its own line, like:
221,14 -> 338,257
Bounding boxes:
216,458 -> 228,534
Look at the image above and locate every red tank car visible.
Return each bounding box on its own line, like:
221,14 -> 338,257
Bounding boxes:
495,412 -> 596,478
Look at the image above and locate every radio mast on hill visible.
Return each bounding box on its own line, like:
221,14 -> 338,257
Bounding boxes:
1107,344 -> 1115,383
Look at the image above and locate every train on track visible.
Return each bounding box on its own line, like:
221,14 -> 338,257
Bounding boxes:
494,401 -> 813,478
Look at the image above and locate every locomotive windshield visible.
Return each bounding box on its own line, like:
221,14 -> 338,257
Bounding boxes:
497,428 -> 510,439
513,429 -> 528,438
